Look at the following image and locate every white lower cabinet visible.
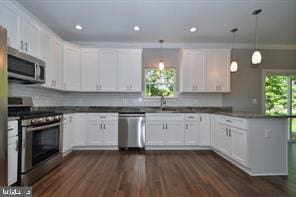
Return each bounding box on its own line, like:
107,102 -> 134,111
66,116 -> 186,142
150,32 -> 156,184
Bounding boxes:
184,121 -> 198,145
165,122 -> 184,145
8,120 -> 18,185
63,114 -> 75,154
211,115 -> 248,167
87,113 -> 118,146
74,114 -> 88,146
146,122 -> 165,145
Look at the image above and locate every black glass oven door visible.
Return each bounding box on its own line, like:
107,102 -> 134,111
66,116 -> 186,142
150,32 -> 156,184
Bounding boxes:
31,124 -> 60,167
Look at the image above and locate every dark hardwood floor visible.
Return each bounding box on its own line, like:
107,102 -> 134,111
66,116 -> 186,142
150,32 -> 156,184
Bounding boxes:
32,143 -> 296,197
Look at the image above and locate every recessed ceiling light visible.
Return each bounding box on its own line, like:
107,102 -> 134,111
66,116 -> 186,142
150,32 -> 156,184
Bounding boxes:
190,27 -> 197,32
75,25 -> 82,30
133,26 -> 141,31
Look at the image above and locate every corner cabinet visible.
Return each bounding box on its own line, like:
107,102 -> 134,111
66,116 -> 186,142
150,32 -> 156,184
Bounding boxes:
63,42 -> 81,91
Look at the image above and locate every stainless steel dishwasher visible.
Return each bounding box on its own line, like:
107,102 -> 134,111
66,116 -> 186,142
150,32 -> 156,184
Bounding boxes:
118,113 -> 145,149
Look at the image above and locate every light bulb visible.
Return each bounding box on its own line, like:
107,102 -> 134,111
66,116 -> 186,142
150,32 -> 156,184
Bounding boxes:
230,61 -> 238,72
251,50 -> 262,64
159,61 -> 164,70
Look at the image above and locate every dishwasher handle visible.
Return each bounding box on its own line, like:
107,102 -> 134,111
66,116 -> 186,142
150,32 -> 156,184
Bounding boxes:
119,113 -> 145,118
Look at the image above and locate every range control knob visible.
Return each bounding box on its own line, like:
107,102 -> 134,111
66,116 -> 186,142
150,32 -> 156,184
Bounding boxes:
46,117 -> 54,121
31,119 -> 37,124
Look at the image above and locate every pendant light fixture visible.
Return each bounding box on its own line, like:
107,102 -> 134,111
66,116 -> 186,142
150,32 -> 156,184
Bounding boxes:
230,28 -> 238,73
251,9 -> 262,65
158,40 -> 164,71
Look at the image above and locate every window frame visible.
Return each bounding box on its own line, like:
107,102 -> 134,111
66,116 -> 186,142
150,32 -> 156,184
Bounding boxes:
144,68 -> 177,98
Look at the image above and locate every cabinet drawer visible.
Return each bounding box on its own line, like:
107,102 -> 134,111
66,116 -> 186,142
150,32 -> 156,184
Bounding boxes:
217,116 -> 248,130
88,113 -> 118,121
146,113 -> 184,122
8,120 -> 18,137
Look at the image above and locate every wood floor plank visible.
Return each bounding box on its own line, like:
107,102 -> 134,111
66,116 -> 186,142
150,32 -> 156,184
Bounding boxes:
32,144 -> 296,197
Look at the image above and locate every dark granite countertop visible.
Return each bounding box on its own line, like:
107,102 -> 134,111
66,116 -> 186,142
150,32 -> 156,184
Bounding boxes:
32,106 -> 232,114
215,111 -> 295,119
31,106 -> 294,119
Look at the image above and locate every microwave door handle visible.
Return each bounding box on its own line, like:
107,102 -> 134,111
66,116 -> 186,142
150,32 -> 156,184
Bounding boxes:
26,122 -> 61,132
35,63 -> 40,79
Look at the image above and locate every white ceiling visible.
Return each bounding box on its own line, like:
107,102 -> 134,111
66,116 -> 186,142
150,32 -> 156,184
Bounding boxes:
17,0 -> 296,45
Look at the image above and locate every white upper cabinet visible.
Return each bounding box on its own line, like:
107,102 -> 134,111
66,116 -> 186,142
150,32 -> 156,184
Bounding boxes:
39,29 -> 52,87
81,48 -> 100,91
20,16 -> 40,58
206,49 -> 230,92
63,42 -> 81,91
99,49 -> 117,91
117,49 -> 130,91
180,50 -> 206,92
117,49 -> 142,92
51,38 -> 63,89
0,2 -> 20,49
129,49 -> 142,91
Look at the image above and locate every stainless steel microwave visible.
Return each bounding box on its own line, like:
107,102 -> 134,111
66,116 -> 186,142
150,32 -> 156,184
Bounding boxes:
8,47 -> 45,84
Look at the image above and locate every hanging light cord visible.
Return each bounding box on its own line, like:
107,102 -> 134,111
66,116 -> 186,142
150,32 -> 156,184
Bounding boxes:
254,14 -> 258,50
230,28 -> 238,61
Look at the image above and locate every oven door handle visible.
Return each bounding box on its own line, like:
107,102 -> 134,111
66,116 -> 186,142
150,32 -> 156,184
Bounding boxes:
26,122 -> 61,132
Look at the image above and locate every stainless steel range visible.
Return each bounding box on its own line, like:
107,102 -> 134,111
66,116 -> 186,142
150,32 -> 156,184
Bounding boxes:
8,97 -> 63,186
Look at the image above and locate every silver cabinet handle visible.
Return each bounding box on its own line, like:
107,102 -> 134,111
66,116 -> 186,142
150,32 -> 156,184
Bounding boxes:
8,128 -> 14,131
185,123 -> 188,130
229,129 -> 231,137
25,42 -> 28,52
20,40 -> 24,50
200,117 -> 202,122
15,139 -> 18,151
103,124 -> 106,130
100,123 -> 103,130
166,124 -> 168,130
162,124 -> 165,130
226,120 -> 232,123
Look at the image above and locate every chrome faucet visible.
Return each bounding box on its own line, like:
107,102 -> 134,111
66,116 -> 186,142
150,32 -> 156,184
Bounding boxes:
160,95 -> 167,111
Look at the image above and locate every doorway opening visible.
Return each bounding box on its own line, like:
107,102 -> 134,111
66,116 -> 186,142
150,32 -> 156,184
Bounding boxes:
263,70 -> 296,141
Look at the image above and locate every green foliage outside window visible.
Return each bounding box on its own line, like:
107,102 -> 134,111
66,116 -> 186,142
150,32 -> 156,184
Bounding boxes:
145,69 -> 175,97
265,75 -> 296,139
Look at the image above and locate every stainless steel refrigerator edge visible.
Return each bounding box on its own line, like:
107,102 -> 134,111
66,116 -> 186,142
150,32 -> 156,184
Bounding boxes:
0,26 -> 8,186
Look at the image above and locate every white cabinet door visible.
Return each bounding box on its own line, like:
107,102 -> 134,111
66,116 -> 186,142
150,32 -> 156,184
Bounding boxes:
184,122 -> 198,145
198,114 -> 210,146
129,49 -> 142,92
52,38 -> 63,89
63,114 -> 74,153
63,42 -> 81,91
180,50 -> 194,92
102,122 -> 118,145
81,48 -> 100,91
87,121 -> 103,145
117,49 -> 130,91
21,17 -> 39,57
8,136 -> 18,185
217,124 -> 231,156
193,51 -> 206,92
0,2 -> 20,49
99,49 -> 117,91
146,122 -> 165,146
230,127 -> 248,166
165,122 -> 184,146
206,50 -> 230,92
39,30 -> 53,87
74,114 -> 87,146
180,50 -> 206,92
